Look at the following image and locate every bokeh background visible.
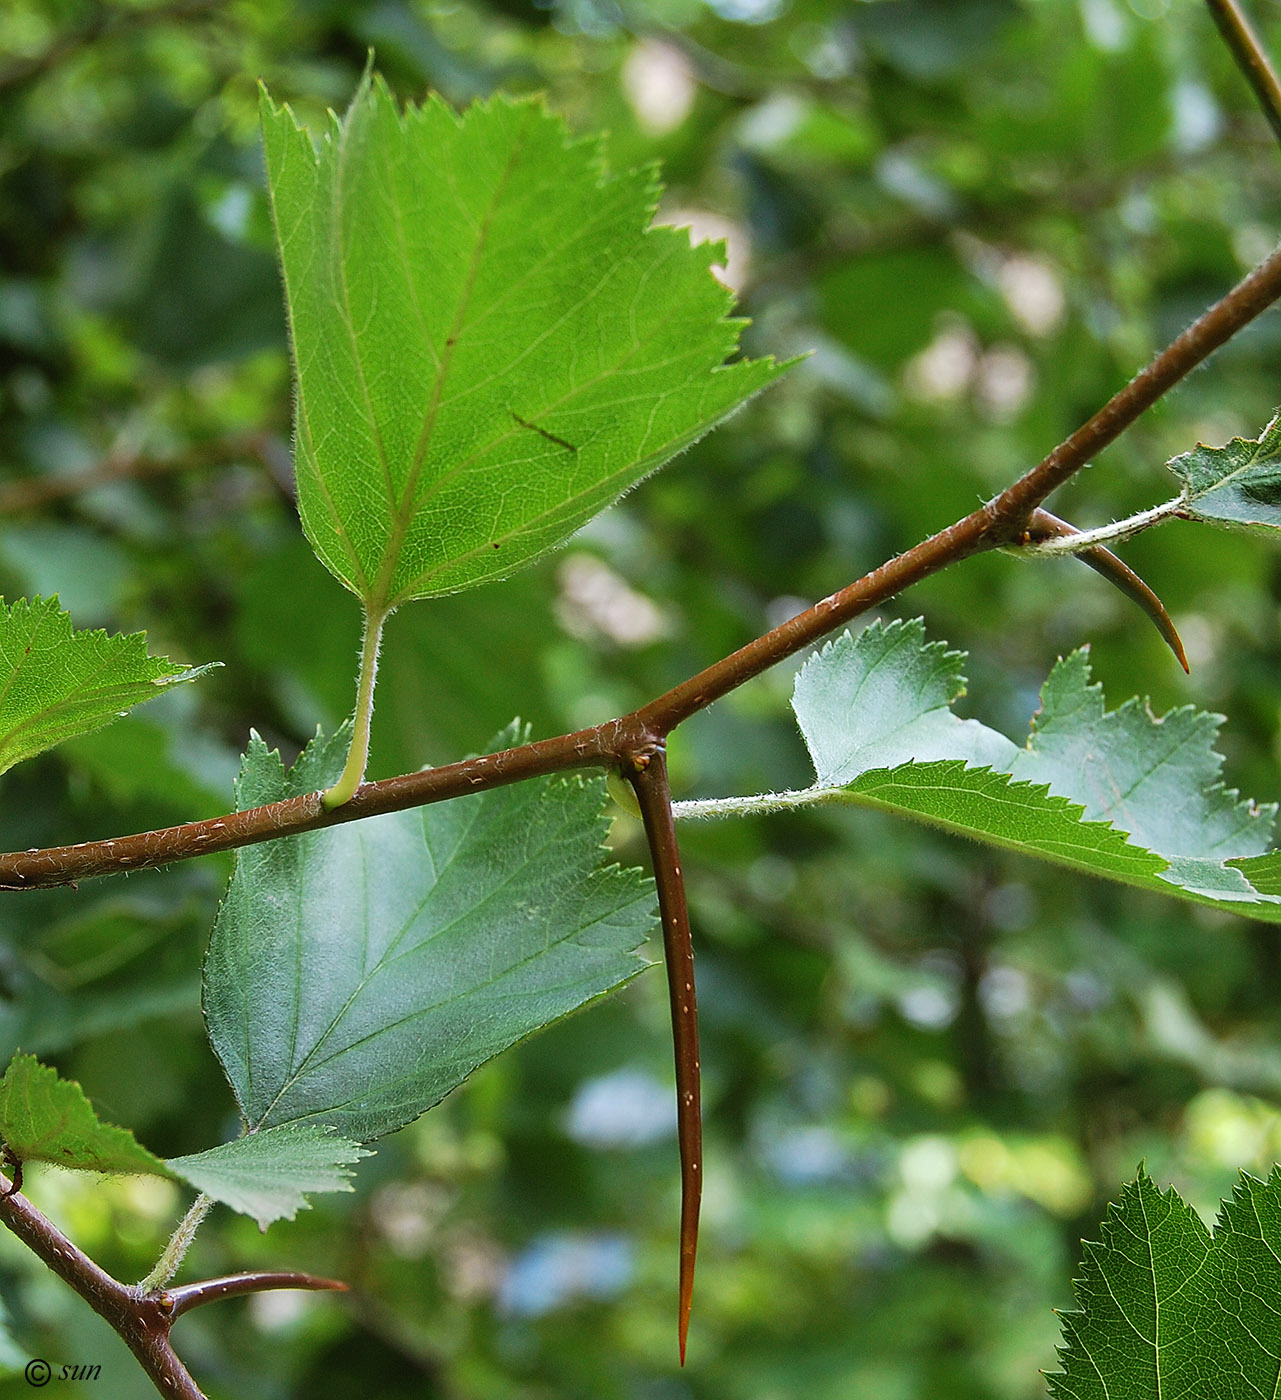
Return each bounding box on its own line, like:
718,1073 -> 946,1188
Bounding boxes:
2,0 -> 1281,1395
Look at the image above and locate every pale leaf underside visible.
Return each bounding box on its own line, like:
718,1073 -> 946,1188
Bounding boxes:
203,724 -> 655,1144
1166,410 -> 1281,533
166,1124 -> 369,1227
677,619 -> 1281,920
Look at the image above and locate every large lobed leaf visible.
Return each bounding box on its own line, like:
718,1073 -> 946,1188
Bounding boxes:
679,619 -> 1281,919
0,596 -> 215,778
262,76 -> 788,611
1048,1169 -> 1281,1399
203,724 -> 654,1142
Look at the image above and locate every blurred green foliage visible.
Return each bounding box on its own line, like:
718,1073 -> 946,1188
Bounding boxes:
1,0 -> 1281,1396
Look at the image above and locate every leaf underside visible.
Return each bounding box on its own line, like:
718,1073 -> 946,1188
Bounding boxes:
203,723 -> 655,1143
262,76 -> 789,611
0,1055 -> 366,1223
166,1123 -> 369,1227
1166,409 -> 1281,533
697,618 -> 1281,919
1048,1169 -> 1281,1399
0,596 -> 215,778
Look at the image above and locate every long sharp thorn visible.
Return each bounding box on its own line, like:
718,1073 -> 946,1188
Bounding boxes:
1028,510 -> 1189,672
628,748 -> 702,1365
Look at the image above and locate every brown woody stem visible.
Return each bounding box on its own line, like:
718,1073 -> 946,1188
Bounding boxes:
3,243 -> 1280,891
0,1167 -> 344,1400
1205,0 -> 1281,149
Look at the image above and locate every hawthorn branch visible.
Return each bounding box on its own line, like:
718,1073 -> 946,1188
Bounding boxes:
1206,0 -> 1281,150
1,241 -> 1279,891
0,1169 -> 343,1399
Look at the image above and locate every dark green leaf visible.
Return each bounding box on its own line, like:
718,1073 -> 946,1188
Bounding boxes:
1049,1169 -> 1281,1399
1166,411 -> 1281,533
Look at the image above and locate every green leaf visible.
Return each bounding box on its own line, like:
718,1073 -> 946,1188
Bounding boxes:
0,596 -> 216,778
261,75 -> 788,610
0,1054 -> 168,1176
1049,1169 -> 1281,1399
203,724 -> 654,1142
792,617 -> 1020,782
1165,410 -> 1281,533
683,619 -> 1281,918
166,1124 -> 369,1227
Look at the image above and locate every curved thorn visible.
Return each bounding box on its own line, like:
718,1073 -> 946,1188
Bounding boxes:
164,1270 -> 348,1319
628,748 -> 701,1365
1027,510 -> 1189,672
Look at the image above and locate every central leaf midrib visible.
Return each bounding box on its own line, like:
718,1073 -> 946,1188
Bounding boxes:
1188,439 -> 1275,501
266,882 -> 639,1115
366,109 -> 535,614
249,790 -> 490,1127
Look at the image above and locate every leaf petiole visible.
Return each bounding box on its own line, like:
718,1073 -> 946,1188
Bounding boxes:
138,1193 -> 214,1292
1004,497 -> 1183,555
322,606 -> 388,810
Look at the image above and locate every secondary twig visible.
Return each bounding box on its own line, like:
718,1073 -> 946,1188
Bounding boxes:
0,1167 -> 344,1400
1,242 -> 1279,891
1206,0 -> 1281,150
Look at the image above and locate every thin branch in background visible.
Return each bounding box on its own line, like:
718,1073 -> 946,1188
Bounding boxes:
628,744 -> 702,1367
0,241 -> 1279,890
1206,0 -> 1281,150
0,0 -> 223,96
0,433 -> 290,516
638,242 -> 1281,732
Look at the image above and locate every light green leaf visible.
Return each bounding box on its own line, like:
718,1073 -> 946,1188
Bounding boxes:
262,75 -> 788,610
1165,410 -> 1281,533
1008,648 -> 1273,877
838,760 -> 1169,887
793,618 -> 1019,782
680,619 -> 1281,918
166,1124 -> 369,1227
1048,1169 -> 1281,1399
203,724 -> 654,1142
0,596 -> 215,778
0,1054 -> 168,1176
